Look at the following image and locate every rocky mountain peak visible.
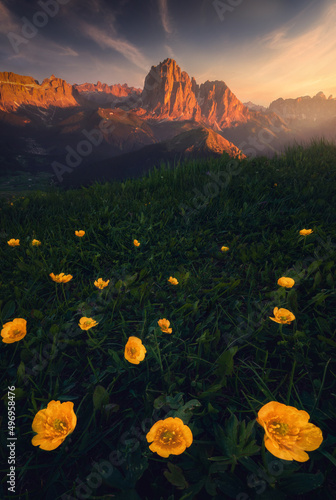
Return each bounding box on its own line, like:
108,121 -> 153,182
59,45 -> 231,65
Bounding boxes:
141,58 -> 201,121
0,72 -> 80,113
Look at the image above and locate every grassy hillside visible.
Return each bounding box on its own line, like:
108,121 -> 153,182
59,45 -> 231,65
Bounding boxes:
0,139 -> 335,499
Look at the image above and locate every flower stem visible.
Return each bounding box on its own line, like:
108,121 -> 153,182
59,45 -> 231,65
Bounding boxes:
286,360 -> 296,404
153,328 -> 164,374
61,283 -> 68,304
261,439 -> 268,471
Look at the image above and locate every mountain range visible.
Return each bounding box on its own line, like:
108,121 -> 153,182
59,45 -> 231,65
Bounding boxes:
0,58 -> 335,189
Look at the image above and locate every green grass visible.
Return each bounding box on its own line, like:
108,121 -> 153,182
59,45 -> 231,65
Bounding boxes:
0,138 -> 336,500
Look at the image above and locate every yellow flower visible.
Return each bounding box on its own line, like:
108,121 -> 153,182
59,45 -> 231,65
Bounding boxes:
277,277 -> 295,288
146,417 -> 193,458
274,183 -> 278,187
221,246 -> 229,252
94,278 -> 110,289
78,317 -> 98,330
32,239 -> 41,246
158,318 -> 172,334
299,229 -> 313,236
134,239 -> 140,247
168,276 -> 178,285
50,273 -> 73,283
7,239 -> 20,247
31,400 -> 77,451
269,307 -> 295,325
256,401 -> 323,462
1,318 -> 27,344
124,336 -> 147,364
75,230 -> 85,237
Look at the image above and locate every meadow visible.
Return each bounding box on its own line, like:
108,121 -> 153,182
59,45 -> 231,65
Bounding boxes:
0,139 -> 336,500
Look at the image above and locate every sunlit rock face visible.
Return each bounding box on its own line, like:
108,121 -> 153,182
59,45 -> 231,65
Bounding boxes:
0,72 -> 80,112
141,58 -> 202,121
269,92 -> 336,123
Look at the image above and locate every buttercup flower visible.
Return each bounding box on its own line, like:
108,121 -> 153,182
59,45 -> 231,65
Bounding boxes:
277,277 -> 295,288
158,318 -> 172,334
32,239 -> 41,246
146,417 -> 193,458
79,317 -> 98,330
1,318 -> 27,344
50,273 -> 73,283
124,336 -> 147,364
221,246 -> 229,252
7,239 -> 20,247
31,400 -> 77,451
269,307 -> 295,325
134,239 -> 140,247
299,229 -> 313,236
75,230 -> 85,237
257,401 -> 323,462
168,276 -> 178,285
94,278 -> 110,289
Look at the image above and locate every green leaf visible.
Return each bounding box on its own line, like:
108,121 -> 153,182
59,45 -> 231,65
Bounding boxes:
165,392 -> 184,409
17,361 -> 25,383
49,324 -> 59,335
93,385 -> 109,410
215,346 -> 239,378
317,335 -> 336,347
170,399 -> 201,424
307,260 -> 322,275
32,309 -> 43,319
279,472 -> 324,494
313,271 -> 322,289
180,479 -> 206,500
1,300 -> 16,321
326,273 -> 334,287
153,395 -> 167,410
212,416 -> 259,461
164,462 -> 189,490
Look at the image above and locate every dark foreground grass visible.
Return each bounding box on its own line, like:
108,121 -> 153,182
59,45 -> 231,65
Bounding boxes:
0,139 -> 336,500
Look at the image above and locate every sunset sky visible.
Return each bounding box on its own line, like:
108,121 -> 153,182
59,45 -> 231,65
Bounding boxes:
0,0 -> 335,106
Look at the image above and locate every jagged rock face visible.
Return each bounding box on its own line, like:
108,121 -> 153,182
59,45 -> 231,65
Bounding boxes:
195,80 -> 251,128
0,72 -> 80,112
74,81 -> 142,106
140,59 -> 251,128
75,81 -> 141,97
179,127 -> 246,158
269,92 -> 336,122
244,101 -> 267,112
141,58 -> 202,121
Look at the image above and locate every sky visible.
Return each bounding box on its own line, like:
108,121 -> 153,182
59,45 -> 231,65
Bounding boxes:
0,0 -> 336,106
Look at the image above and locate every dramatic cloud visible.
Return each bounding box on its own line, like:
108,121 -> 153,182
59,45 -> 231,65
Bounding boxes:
81,23 -> 150,71
1,0 -> 335,104
158,0 -> 173,34
243,3 -> 336,100
0,1 -> 19,34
